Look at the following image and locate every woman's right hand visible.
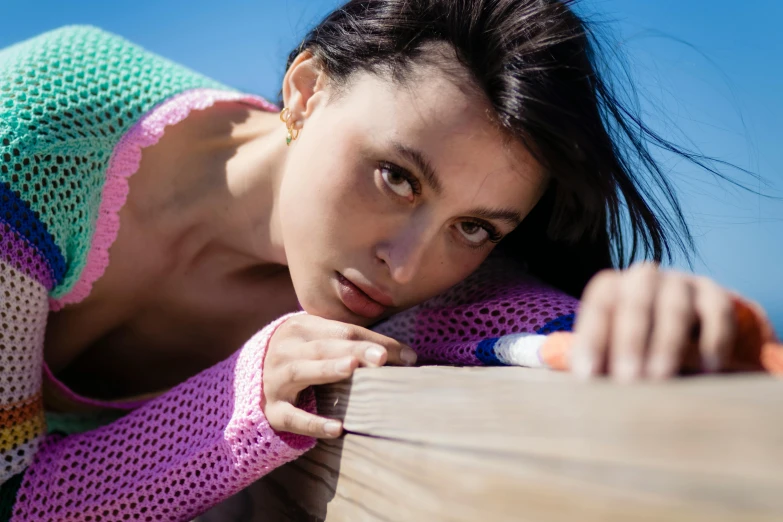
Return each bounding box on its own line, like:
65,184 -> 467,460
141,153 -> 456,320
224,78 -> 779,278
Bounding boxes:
263,314 -> 418,438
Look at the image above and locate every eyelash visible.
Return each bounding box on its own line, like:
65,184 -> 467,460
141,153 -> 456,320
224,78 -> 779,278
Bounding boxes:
377,161 -> 504,248
378,161 -> 422,196
462,220 -> 504,248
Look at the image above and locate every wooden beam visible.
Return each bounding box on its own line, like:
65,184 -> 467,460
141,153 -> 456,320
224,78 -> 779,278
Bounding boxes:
197,368 -> 783,521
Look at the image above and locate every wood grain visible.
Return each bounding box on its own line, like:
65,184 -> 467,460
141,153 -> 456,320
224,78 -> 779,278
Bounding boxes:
197,367 -> 783,521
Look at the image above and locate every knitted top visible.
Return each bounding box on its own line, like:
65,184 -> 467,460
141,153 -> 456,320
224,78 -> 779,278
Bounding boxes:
0,26 -> 323,521
3,25 -> 776,522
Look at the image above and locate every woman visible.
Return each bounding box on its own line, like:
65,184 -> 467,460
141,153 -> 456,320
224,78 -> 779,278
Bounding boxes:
0,0 -> 776,520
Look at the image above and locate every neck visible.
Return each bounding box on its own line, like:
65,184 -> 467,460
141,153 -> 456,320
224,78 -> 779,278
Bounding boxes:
143,102 -> 291,278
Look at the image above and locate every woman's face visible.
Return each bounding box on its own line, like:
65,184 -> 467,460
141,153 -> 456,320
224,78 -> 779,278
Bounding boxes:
278,58 -> 548,326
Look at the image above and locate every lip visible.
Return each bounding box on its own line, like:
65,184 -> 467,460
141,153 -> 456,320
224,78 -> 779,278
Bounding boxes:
344,275 -> 395,307
335,272 -> 393,318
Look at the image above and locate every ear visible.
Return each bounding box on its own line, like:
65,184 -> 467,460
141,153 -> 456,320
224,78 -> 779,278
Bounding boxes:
281,51 -> 329,128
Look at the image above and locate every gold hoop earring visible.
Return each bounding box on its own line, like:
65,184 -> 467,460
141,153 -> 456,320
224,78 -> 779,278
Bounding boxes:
280,107 -> 301,146
286,126 -> 300,146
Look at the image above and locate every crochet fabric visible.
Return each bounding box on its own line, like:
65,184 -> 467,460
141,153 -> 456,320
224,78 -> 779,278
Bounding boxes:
0,26 -> 318,521
373,254 -> 578,367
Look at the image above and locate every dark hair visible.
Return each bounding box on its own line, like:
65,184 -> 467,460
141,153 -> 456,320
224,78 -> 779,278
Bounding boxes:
285,0 -> 746,298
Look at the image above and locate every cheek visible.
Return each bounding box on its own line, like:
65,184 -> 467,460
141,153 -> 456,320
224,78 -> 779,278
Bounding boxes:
404,248 -> 486,305
280,153 -> 380,250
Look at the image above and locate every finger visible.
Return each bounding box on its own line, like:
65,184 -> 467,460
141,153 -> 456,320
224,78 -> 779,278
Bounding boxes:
572,269 -> 619,379
304,339 -> 391,368
645,273 -> 696,380
270,401 -> 344,439
319,320 -> 417,366
286,356 -> 358,386
609,263 -> 659,382
275,315 -> 417,366
692,277 -> 736,372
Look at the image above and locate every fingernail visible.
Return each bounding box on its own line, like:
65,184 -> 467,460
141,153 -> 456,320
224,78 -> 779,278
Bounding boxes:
324,421 -> 342,436
401,347 -> 417,365
366,346 -> 384,365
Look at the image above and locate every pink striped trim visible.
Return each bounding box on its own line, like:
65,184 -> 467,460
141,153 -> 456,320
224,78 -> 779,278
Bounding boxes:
49,88 -> 279,311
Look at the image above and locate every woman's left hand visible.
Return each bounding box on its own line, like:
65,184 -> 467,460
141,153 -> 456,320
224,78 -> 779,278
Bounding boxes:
571,262 -> 737,381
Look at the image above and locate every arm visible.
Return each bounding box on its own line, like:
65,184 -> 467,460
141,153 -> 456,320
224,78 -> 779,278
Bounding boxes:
1,298 -> 317,522
372,254 -> 579,368
374,255 -> 782,375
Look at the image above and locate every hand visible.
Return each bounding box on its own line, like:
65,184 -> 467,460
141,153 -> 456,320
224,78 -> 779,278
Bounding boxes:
263,314 -> 418,438
571,262 -> 737,381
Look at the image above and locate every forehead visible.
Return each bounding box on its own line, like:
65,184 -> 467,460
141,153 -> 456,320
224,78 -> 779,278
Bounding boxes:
346,65 -> 496,142
333,65 -> 546,208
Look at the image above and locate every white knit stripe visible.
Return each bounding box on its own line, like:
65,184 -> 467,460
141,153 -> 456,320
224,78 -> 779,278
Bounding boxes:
492,333 -> 548,368
0,260 -> 48,407
0,260 -> 47,483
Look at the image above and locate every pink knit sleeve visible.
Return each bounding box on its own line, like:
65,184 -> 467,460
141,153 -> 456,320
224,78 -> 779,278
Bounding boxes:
10,313 -> 317,522
372,254 -> 580,368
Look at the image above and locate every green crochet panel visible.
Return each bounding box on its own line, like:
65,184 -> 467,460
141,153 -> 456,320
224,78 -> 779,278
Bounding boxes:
0,25 -> 233,297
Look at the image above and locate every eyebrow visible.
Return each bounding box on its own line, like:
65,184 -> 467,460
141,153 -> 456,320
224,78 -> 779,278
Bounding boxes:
469,207 -> 523,228
392,141 -> 443,194
391,141 -> 524,229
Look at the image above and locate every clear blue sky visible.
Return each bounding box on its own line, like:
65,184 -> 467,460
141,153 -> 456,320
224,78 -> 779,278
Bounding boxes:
3,0 -> 781,333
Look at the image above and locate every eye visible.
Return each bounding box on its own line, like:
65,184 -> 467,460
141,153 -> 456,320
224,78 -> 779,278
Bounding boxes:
458,221 -> 489,244
377,162 -> 420,200
457,221 -> 503,247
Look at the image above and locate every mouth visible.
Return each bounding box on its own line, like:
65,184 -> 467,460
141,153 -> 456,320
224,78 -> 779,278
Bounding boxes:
335,272 -> 391,319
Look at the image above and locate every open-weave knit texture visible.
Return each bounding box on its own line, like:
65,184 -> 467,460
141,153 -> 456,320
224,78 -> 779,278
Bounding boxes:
372,254 -> 578,366
0,25 -> 319,521
0,261 -> 47,483
12,315 -> 317,522
0,25 -> 229,301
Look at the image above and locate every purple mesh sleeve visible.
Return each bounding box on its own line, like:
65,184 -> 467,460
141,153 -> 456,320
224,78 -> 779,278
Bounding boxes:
373,255 -> 580,365
11,313 -> 317,522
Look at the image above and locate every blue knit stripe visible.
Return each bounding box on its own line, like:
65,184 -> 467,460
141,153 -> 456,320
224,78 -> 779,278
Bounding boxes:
0,180 -> 65,285
536,312 -> 576,334
476,338 -> 506,366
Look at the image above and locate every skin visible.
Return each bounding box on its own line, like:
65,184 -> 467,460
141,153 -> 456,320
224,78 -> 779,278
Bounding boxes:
46,48 -> 741,439
572,262 -> 737,382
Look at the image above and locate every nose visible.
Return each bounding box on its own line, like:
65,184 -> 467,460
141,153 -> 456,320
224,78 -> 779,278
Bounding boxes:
375,221 -> 432,285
